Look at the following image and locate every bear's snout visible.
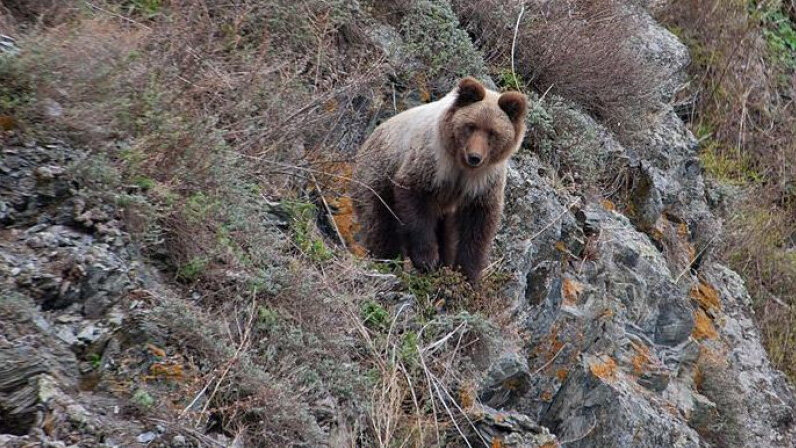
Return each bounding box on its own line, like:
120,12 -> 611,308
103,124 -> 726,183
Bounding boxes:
466,153 -> 483,167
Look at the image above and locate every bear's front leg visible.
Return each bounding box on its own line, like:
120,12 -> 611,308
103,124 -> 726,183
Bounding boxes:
455,198 -> 501,284
393,186 -> 439,272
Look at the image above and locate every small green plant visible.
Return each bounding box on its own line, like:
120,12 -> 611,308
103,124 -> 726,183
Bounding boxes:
699,140 -> 763,185
0,54 -> 34,115
257,305 -> 280,331
184,191 -> 219,223
398,0 -> 489,90
399,331 -> 419,369
496,69 -> 525,91
131,388 -> 155,408
371,257 -> 404,274
176,256 -> 208,282
124,0 -> 162,18
68,154 -> 122,190
87,353 -> 102,369
132,175 -> 156,190
283,201 -> 333,262
756,3 -> 796,68
360,300 -> 390,332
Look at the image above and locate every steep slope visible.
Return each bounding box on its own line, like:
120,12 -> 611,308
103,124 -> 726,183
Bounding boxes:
1,1 -> 794,447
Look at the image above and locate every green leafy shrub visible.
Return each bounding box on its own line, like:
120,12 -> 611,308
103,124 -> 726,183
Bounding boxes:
283,201 -> 333,262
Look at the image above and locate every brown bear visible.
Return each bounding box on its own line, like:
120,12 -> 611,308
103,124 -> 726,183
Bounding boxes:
352,77 -> 528,283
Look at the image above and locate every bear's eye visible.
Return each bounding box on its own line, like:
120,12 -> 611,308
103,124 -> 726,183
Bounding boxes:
464,124 -> 476,134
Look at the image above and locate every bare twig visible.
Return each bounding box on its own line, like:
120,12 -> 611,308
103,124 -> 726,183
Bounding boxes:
510,4 -> 526,91
196,295 -> 258,427
397,362 -> 427,447
674,232 -> 720,284
538,83 -> 554,104
418,348 -> 474,448
528,198 -> 581,242
311,173 -> 349,252
532,342 -> 569,376
179,375 -> 214,418
559,415 -> 598,444
85,2 -> 152,30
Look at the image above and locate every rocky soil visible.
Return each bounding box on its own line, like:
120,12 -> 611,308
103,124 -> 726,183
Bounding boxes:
1,1 -> 794,447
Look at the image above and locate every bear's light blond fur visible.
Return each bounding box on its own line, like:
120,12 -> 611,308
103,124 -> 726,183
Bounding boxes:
352,77 -> 528,282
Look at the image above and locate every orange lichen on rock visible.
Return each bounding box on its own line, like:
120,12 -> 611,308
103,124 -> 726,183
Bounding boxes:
540,442 -> 560,448
692,309 -> 719,340
327,195 -> 366,257
148,362 -> 184,380
459,384 -> 476,409
561,277 -> 583,306
533,324 -> 564,359
693,364 -> 704,390
323,98 -> 338,112
555,368 -> 568,381
649,225 -> 665,242
598,308 -> 614,320
415,73 -> 432,103
305,159 -> 369,257
686,242 -> 697,265
653,215 -> 697,274
630,342 -> 652,375
690,280 -> 721,313
541,390 -> 553,402
600,198 -> 616,211
589,356 -> 618,382
491,438 -> 504,448
677,222 -> 690,237
146,343 -> 166,358
0,115 -> 17,130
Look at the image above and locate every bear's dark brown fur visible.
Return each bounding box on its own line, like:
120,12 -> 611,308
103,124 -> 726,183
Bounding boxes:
352,77 -> 528,283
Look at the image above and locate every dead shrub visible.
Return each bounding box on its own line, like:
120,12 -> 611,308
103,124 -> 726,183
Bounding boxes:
6,0 -> 390,291
0,0 -> 76,27
355,303 -> 497,448
452,0 -> 666,133
1,2 -> 393,444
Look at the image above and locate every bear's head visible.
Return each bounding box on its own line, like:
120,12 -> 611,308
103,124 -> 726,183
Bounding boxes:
442,77 -> 528,171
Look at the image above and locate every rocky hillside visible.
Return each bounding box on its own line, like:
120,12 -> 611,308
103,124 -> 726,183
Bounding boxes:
1,1 -> 794,447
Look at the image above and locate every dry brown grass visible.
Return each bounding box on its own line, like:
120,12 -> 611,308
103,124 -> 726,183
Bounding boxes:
658,0 -> 796,382
452,0 -> 667,133
0,0 -> 76,26
1,3 -> 513,445
3,0 -> 388,285
3,0 -> 365,444
354,302 -> 496,448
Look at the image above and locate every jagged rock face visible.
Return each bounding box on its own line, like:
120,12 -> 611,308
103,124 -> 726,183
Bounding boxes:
488,79 -> 795,448
0,141 -> 149,446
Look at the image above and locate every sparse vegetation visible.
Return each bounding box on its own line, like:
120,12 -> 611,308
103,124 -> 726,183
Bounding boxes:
0,1 -> 522,445
452,0 -> 667,135
693,348 -> 746,447
2,0 -> 794,446
659,0 -> 796,381
284,200 -> 334,262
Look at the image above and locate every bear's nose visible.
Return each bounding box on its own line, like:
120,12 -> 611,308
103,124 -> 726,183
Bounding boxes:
466,154 -> 483,167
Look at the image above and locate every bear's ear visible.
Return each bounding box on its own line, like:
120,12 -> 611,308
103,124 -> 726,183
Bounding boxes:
498,91 -> 528,123
454,77 -> 486,108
